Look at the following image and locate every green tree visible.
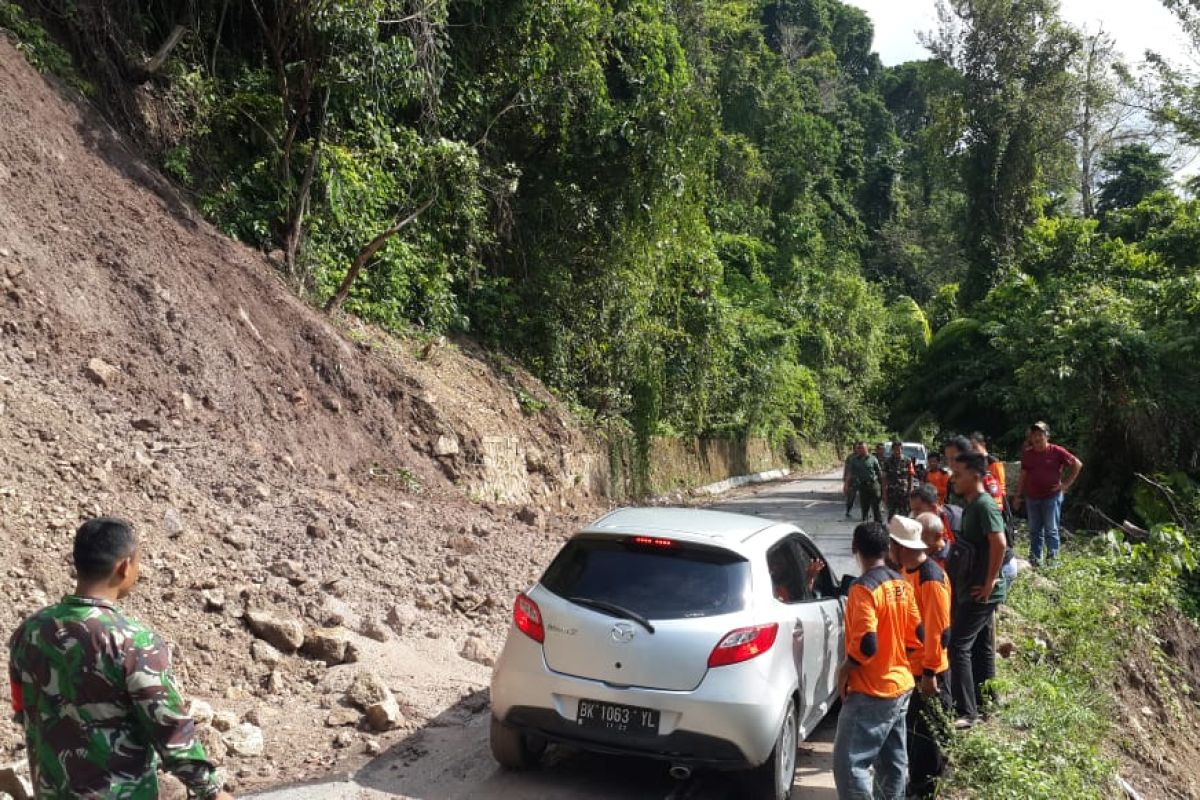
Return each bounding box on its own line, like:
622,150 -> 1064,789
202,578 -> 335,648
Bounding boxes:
1095,144 -> 1173,215
925,0 -> 1080,305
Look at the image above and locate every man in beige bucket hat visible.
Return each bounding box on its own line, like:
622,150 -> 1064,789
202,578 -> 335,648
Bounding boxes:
888,515 -> 952,798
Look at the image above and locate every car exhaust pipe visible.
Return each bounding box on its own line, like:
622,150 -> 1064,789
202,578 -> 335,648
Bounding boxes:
668,764 -> 693,781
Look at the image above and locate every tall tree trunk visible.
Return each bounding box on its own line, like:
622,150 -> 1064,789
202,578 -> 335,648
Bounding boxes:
284,86 -> 331,273
324,196 -> 437,313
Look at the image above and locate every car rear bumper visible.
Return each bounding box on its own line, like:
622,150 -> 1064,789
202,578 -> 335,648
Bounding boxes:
501,705 -> 751,768
490,629 -> 790,768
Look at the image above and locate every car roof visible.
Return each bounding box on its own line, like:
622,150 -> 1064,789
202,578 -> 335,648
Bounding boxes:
581,507 -> 792,550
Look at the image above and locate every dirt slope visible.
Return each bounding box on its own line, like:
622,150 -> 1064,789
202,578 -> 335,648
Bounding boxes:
0,36 -> 604,793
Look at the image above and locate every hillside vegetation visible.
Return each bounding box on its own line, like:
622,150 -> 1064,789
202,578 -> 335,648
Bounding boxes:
5,0 -> 1199,514
5,0 -> 1200,795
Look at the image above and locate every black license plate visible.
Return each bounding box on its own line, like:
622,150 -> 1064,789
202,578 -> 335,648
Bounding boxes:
576,699 -> 660,734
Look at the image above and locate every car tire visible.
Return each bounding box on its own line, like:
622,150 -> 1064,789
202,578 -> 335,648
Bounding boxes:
746,699 -> 798,800
489,716 -> 546,770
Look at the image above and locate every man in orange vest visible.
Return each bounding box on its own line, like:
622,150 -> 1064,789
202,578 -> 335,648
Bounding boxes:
834,522 -> 923,800
924,452 -> 950,505
889,515 -> 952,798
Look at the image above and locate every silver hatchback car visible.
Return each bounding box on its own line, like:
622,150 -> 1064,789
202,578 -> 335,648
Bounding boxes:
489,507 -> 847,800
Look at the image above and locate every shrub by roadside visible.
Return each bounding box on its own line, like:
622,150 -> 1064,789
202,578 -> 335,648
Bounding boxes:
941,527 -> 1200,799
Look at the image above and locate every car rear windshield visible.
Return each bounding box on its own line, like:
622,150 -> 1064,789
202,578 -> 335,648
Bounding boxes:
540,536 -> 751,620
902,445 -> 925,461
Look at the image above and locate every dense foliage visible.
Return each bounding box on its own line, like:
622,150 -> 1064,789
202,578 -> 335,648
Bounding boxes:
5,0 -> 1200,518
0,0 -> 922,451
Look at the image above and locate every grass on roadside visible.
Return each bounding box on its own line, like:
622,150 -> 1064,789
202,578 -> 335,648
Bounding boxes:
940,530 -> 1190,799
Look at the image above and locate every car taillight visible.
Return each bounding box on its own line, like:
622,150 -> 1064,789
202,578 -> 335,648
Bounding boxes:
513,593 -> 545,643
707,623 -> 779,668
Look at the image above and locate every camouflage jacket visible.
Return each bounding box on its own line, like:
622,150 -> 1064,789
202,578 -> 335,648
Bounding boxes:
882,455 -> 914,498
7,595 -> 221,800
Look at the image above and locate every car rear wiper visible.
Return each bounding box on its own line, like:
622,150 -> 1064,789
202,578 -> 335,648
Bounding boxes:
568,596 -> 656,634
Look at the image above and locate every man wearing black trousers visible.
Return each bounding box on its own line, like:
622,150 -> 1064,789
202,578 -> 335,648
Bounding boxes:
946,451 -> 1008,728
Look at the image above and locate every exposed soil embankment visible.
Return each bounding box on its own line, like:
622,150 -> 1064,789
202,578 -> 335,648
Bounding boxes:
0,35 -> 608,792
1116,613 -> 1200,799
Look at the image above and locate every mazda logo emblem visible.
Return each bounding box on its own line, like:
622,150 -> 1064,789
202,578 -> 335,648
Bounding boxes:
611,622 -> 635,643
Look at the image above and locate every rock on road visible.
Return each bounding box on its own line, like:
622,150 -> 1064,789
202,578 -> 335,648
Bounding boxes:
249,470 -> 854,800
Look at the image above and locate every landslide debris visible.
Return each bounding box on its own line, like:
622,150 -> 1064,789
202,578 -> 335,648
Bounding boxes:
0,38 -> 603,792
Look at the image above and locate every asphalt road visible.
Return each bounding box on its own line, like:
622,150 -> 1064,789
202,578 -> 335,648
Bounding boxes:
248,469 -> 853,800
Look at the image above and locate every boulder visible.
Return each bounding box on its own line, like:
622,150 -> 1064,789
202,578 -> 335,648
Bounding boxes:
202,589 -> 226,612
188,700 -> 215,726
195,724 -> 227,765
460,636 -> 494,667
212,711 -> 238,732
446,534 -> 479,556
83,358 -> 119,387
360,616 -> 390,643
515,506 -> 540,527
270,559 -> 305,582
251,639 -> 282,667
302,627 -> 350,665
325,708 -> 361,728
222,722 -> 265,757
385,603 -> 419,635
345,670 -> 390,710
163,508 -> 185,538
364,695 -> 403,732
245,610 -> 305,653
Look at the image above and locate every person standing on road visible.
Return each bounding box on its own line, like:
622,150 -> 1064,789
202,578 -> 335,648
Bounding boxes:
844,442 -> 883,523
924,453 -> 950,505
888,516 -> 952,799
970,433 -> 1007,511
1014,422 -> 1082,567
946,453 -> 1008,728
882,442 -> 915,520
834,522 -> 923,800
8,517 -> 232,800
843,456 -> 859,519
941,436 -> 972,507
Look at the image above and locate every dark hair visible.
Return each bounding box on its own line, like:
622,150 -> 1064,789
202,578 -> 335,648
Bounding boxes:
852,522 -> 890,559
909,483 -> 940,506
927,452 -> 941,462
955,451 -> 989,477
73,517 -> 137,581
943,435 -> 971,454
970,432 -> 988,447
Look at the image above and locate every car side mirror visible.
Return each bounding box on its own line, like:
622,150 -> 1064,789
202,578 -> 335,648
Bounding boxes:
839,574 -> 856,597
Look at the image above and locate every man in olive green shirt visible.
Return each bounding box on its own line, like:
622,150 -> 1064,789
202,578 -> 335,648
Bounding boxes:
947,452 -> 1007,727
844,441 -> 883,523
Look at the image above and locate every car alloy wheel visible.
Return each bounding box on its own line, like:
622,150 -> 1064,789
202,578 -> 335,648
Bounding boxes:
775,701 -> 797,798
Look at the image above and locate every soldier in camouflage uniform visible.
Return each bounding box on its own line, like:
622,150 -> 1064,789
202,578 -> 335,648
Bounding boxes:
882,441 -> 915,520
7,517 -> 233,800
